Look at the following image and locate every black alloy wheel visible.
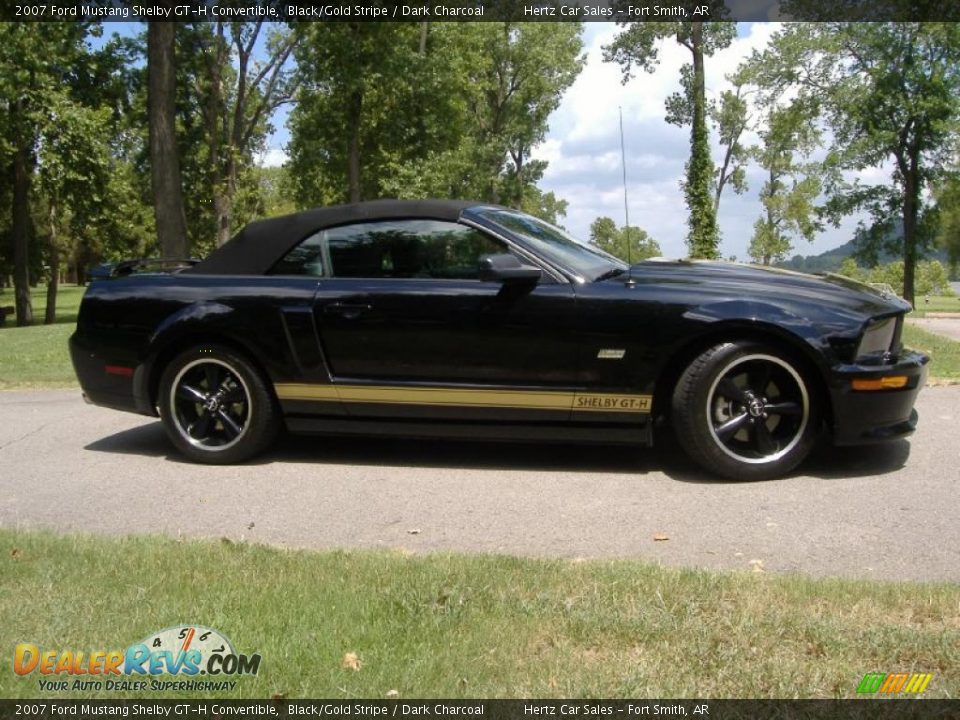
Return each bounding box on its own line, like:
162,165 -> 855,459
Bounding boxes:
158,345 -> 280,464
672,341 -> 820,481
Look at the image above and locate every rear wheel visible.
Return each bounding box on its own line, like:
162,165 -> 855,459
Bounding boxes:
158,345 -> 280,464
671,341 -> 820,481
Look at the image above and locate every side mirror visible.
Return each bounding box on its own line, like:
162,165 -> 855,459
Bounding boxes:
478,253 -> 542,284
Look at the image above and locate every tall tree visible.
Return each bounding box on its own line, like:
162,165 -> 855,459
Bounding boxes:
289,23 -> 423,206
934,153 -> 960,273
747,101 -> 822,265
0,24 -> 94,325
465,23 -> 584,207
147,22 -> 188,258
290,22 -> 583,212
603,17 -> 735,258
711,80 -> 751,215
746,23 -> 960,305
186,22 -> 298,247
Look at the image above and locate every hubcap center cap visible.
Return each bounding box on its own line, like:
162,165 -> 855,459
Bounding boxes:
204,396 -> 221,413
747,397 -> 765,418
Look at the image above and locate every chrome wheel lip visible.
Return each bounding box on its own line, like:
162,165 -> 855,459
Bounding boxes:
169,358 -> 252,452
705,353 -> 809,466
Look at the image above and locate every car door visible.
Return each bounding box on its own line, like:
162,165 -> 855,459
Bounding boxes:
310,218 -> 579,422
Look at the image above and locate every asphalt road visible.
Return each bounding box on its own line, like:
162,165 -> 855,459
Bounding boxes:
1,387 -> 957,583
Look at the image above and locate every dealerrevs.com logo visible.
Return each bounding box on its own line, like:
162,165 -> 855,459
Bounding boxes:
14,625 -> 261,693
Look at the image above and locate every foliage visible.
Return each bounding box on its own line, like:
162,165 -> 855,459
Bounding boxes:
603,18 -> 735,259
744,23 -> 960,305
745,101 -> 823,265
0,23 -> 131,324
934,166 -> 960,273
838,257 -> 953,296
290,22 -> 583,211
182,21 -> 298,248
711,80 -> 751,214
589,216 -> 661,262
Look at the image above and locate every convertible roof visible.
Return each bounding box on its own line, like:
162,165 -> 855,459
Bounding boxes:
190,199 -> 478,275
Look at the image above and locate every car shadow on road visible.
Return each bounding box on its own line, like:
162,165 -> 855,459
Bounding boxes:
84,420 -> 913,483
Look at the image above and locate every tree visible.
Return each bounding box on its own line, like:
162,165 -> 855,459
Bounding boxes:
185,22 -> 298,247
603,17 -> 735,258
934,167 -> 960,274
466,23 -> 584,207
35,99 -> 112,323
147,22 -> 189,258
711,80 -> 751,215
747,101 -> 823,265
0,23 -> 99,325
290,22 -> 583,212
746,23 -> 960,305
289,23 -> 424,206
589,216 -> 661,262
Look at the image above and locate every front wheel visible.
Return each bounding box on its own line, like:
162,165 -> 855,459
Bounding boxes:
158,345 -> 280,464
671,341 -> 820,481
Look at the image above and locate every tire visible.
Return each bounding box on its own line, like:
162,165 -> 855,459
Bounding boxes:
158,345 -> 280,464
671,341 -> 820,481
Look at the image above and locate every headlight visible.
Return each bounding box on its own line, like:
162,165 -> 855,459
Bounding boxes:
857,317 -> 898,358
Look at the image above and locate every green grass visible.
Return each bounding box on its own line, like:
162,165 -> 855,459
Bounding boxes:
910,294 -> 960,317
1,529 -> 958,699
0,283 -> 86,325
0,285 -> 83,388
0,323 -> 75,388
903,323 -> 960,382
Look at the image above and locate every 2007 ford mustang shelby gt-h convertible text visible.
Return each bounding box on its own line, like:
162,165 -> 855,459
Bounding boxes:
70,200 -> 928,480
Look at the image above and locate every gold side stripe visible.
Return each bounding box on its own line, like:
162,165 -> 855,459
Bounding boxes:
274,383 -> 652,414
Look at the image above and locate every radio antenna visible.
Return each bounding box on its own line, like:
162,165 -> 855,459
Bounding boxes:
619,106 -> 635,285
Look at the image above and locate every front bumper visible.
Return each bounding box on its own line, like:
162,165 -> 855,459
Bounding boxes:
829,350 -> 929,446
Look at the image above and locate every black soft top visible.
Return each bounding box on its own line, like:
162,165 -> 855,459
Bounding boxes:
190,199 -> 478,275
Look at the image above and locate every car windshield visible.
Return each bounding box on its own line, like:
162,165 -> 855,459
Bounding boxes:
470,207 -> 627,280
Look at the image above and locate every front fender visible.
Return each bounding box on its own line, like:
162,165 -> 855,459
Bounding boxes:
678,299 -> 858,378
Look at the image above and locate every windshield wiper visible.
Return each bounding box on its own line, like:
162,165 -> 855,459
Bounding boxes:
594,267 -> 626,282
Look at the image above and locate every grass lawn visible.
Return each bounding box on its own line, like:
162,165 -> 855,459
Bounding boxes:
911,294 -> 960,317
0,283 -> 86,325
0,285 -> 83,388
902,324 -> 960,382
2,529 -> 958,699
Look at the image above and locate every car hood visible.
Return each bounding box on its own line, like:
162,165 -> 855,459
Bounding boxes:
629,260 -> 911,318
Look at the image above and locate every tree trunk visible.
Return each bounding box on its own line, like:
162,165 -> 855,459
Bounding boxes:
686,22 -> 719,259
45,202 -> 59,325
901,151 -> 919,307
214,159 -> 236,247
419,22 -> 430,55
347,88 -> 363,203
148,22 -> 189,258
12,131 -> 33,327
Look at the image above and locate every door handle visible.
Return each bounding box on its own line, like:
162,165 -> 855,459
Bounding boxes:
324,302 -> 373,319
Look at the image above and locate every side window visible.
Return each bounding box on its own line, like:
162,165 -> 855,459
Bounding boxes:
324,220 -> 507,280
269,231 -> 326,276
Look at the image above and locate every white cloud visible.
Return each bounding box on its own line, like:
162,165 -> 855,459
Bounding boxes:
257,146 -> 288,168
535,21 -> 873,262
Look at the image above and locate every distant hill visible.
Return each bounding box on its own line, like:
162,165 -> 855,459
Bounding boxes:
776,239 -> 950,275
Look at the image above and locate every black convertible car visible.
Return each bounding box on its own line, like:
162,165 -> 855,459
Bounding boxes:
70,200 -> 928,480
